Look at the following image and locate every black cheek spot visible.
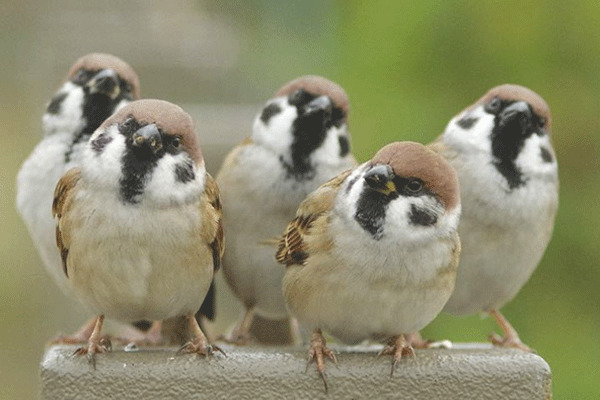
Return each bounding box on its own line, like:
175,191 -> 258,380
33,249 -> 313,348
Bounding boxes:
456,116 -> 479,130
90,133 -> 113,154
409,204 -> 438,226
260,103 -> 282,124
540,146 -> 554,163
175,162 -> 195,183
338,136 -> 350,157
46,92 -> 68,115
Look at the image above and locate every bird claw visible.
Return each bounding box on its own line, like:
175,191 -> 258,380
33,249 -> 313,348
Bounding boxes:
177,338 -> 225,357
72,337 -> 112,369
489,332 -> 534,353
306,331 -> 336,393
378,336 -> 415,377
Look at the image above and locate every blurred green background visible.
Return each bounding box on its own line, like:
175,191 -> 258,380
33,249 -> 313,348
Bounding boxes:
1,1 -> 599,398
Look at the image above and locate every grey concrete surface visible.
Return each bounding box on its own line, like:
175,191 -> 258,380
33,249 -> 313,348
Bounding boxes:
40,343 -> 552,399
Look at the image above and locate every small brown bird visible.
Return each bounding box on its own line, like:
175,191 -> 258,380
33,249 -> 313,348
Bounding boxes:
53,99 -> 223,365
16,53 -> 140,343
277,141 -> 461,387
426,84 -> 559,351
216,76 -> 356,344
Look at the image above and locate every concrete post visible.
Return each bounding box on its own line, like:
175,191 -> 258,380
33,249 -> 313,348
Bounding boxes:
40,343 -> 551,399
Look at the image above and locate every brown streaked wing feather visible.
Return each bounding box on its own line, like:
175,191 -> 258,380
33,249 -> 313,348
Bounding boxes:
202,172 -> 224,272
196,172 -> 223,321
276,169 -> 352,267
52,168 -> 82,278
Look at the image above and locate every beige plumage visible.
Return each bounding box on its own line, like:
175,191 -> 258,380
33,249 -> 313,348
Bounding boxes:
16,53 -> 141,343
217,76 -> 356,344
278,141 -> 461,386
53,99 -> 223,364
422,84 -> 559,351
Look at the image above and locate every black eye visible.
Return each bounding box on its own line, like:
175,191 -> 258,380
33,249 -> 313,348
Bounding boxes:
538,116 -> 546,127
406,179 -> 423,193
485,97 -> 502,114
166,136 -> 181,154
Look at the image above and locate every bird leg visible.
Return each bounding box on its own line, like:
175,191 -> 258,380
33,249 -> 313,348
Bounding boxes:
177,313 -> 224,357
220,307 -> 255,345
51,317 -> 97,344
306,329 -> 337,393
72,315 -> 111,369
488,309 -> 534,352
378,334 -> 415,376
118,321 -> 164,346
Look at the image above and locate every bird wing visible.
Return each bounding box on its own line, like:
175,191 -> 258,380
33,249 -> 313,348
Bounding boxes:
52,168 -> 82,278
194,171 -> 224,322
201,172 -> 224,273
276,169 -> 352,267
216,136 -> 254,176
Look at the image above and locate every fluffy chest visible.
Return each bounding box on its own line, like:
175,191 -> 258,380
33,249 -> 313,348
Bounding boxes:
456,154 -> 558,231
71,188 -> 203,251
220,145 -> 346,224
329,213 -> 456,287
65,189 -> 211,320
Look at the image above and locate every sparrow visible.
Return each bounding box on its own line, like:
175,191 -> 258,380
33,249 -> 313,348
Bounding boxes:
216,76 -> 356,344
277,141 -> 461,388
16,53 -> 140,343
428,84 -> 559,351
52,99 -> 224,365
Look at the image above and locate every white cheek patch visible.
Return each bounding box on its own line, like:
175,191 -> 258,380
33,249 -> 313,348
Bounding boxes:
311,124 -> 348,167
444,106 -> 495,155
82,124 -> 127,188
515,133 -> 558,178
141,154 -> 205,206
252,97 -> 297,157
383,195 -> 454,245
42,82 -> 85,137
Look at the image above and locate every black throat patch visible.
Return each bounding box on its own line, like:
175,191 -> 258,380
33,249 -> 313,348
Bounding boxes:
489,102 -> 545,190
64,92 -> 124,163
283,90 -> 345,181
354,189 -> 394,240
118,119 -> 161,204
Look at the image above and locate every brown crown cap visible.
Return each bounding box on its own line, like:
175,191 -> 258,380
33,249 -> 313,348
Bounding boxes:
371,141 -> 459,211
100,99 -> 202,164
274,75 -> 349,121
66,53 -> 141,100
469,84 -> 551,132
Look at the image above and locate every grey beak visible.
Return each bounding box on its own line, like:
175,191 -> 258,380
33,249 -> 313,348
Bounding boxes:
132,124 -> 162,154
304,95 -> 332,115
87,69 -> 120,99
499,101 -> 532,130
364,164 -> 396,194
